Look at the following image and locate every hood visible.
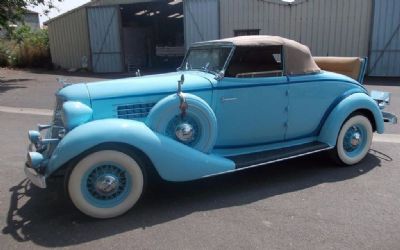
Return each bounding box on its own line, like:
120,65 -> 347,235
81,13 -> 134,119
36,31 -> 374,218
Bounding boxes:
85,71 -> 215,101
57,83 -> 91,106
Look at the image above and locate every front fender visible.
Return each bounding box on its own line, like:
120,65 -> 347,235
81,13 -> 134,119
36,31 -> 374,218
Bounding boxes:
47,119 -> 234,181
318,92 -> 384,146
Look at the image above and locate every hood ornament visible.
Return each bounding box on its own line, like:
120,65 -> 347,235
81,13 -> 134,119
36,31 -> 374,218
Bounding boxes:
177,74 -> 188,118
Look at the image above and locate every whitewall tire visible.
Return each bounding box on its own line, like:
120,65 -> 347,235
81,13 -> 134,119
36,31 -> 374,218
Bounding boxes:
67,150 -> 144,219
333,115 -> 373,165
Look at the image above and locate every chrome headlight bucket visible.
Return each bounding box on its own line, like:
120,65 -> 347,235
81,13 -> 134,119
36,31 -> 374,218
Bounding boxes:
27,152 -> 44,169
61,101 -> 93,130
28,130 -> 41,144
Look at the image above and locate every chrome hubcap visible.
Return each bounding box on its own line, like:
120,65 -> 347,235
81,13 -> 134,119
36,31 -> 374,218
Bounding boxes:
175,122 -> 195,143
344,126 -> 364,153
350,132 -> 361,147
86,164 -> 128,201
95,175 -> 119,194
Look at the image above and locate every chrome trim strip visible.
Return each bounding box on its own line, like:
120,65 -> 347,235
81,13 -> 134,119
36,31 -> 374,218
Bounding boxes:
118,111 -> 151,116
203,146 -> 333,179
221,97 -> 238,103
116,107 -> 153,112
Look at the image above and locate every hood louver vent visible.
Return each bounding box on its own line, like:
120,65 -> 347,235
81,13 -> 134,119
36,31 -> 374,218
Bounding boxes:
117,103 -> 156,119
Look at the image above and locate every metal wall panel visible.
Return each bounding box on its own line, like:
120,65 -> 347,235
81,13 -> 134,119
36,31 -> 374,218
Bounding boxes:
219,0 -> 372,57
47,7 -> 91,70
91,0 -> 159,5
369,0 -> 400,76
87,6 -> 124,73
184,0 -> 220,48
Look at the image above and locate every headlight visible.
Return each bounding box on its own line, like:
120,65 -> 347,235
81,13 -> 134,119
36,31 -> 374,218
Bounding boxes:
62,101 -> 93,130
28,130 -> 41,144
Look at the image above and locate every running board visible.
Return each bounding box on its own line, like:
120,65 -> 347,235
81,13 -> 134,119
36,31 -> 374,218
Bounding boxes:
228,142 -> 332,169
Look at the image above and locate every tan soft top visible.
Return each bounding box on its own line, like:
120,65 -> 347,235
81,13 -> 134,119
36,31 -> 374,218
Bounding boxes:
194,35 -> 321,75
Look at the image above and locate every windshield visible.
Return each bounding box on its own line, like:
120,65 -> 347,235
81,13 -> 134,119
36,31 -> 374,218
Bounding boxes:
181,46 -> 233,74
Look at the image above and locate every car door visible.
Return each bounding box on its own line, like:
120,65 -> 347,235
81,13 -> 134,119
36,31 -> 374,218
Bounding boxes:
213,45 -> 289,148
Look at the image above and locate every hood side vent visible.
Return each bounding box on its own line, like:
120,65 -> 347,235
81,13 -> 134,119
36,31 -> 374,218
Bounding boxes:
117,103 -> 156,119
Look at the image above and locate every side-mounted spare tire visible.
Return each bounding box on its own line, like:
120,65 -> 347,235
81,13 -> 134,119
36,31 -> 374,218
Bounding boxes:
146,93 -> 217,154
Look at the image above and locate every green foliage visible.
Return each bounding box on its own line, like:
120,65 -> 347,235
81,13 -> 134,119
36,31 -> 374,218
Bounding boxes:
0,42 -> 8,67
0,1 -> 62,33
0,25 -> 51,68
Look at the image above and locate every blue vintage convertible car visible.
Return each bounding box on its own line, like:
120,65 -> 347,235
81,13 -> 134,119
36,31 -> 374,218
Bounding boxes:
25,36 -> 397,218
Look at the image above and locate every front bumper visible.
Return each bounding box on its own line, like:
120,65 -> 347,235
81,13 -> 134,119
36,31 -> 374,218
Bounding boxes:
24,163 -> 46,188
25,124 -> 62,188
25,144 -> 47,189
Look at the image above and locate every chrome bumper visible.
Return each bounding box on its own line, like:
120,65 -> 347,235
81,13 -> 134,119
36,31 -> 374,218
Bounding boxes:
370,90 -> 397,125
24,163 -> 46,188
382,111 -> 397,124
25,123 -> 61,189
25,144 -> 47,188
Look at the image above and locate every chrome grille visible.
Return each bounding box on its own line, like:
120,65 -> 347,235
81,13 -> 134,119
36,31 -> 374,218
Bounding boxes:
117,103 -> 156,119
53,96 -> 64,126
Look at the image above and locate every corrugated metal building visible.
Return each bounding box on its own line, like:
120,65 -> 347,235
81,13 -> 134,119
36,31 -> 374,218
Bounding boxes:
47,0 -> 399,76
47,0 -> 184,73
219,0 -> 372,57
369,0 -> 400,76
47,7 -> 91,71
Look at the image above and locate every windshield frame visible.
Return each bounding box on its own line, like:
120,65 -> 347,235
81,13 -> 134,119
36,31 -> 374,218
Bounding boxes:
178,44 -> 235,75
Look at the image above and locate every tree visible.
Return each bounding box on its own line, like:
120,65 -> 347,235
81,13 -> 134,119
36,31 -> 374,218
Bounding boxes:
0,0 -> 62,33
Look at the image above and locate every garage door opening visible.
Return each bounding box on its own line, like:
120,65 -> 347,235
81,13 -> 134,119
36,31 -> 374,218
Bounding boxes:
120,1 -> 184,73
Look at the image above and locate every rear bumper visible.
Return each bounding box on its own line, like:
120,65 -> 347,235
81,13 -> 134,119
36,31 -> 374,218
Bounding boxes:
370,90 -> 397,125
382,111 -> 397,124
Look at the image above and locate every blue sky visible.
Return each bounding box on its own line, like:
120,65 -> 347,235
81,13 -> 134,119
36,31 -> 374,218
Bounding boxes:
28,0 -> 90,24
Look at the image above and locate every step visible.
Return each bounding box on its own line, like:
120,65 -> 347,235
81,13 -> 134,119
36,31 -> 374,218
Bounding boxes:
228,142 -> 331,169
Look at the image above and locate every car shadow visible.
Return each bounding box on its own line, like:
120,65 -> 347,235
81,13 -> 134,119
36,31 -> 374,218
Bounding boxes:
2,151 -> 385,247
0,79 -> 29,93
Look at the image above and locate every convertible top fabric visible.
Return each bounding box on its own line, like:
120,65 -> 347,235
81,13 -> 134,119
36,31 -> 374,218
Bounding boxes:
197,35 -> 321,75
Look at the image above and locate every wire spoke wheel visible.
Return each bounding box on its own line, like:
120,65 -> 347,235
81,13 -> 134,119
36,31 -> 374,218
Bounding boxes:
334,114 -> 373,165
67,150 -> 144,219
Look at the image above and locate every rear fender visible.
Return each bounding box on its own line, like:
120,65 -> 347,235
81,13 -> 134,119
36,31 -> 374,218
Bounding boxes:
47,119 -> 234,181
318,92 -> 384,146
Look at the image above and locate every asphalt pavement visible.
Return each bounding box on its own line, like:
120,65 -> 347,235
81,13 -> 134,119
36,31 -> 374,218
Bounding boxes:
0,69 -> 399,250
